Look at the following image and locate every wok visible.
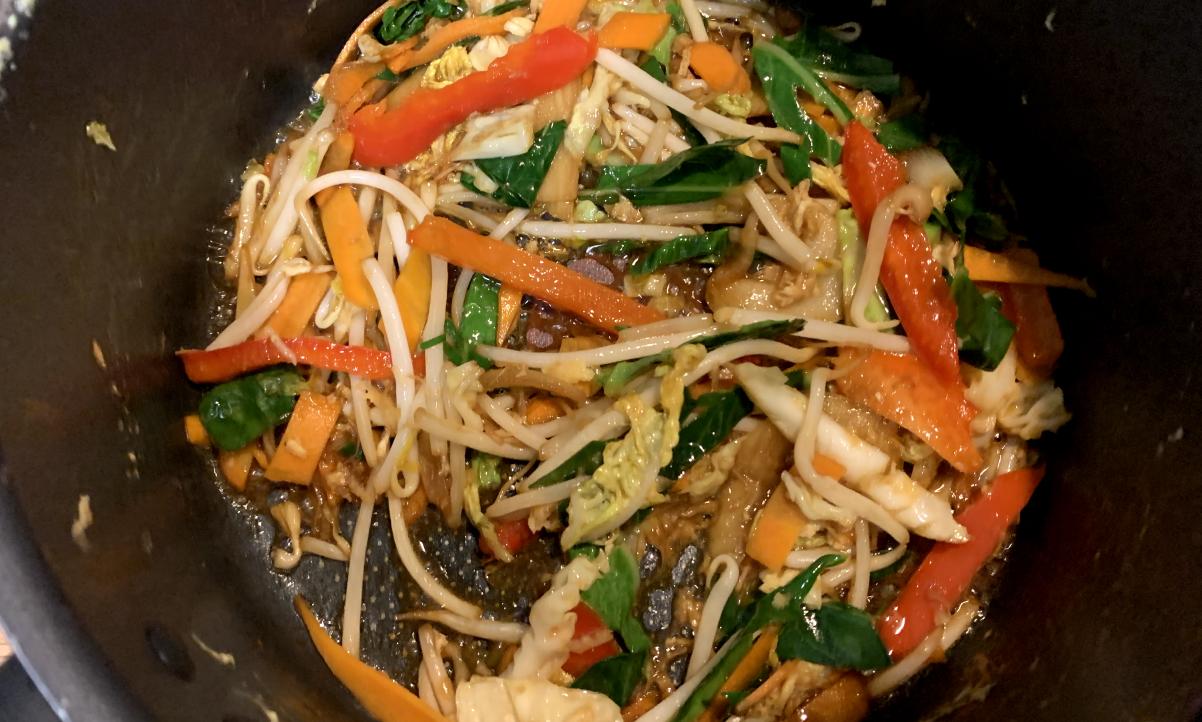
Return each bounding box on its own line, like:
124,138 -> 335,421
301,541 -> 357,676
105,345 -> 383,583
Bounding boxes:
1,0 -> 1200,720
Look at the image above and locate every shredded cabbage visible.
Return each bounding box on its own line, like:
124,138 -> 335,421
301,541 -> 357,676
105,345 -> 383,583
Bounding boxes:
457,677 -> 623,722
506,555 -> 605,679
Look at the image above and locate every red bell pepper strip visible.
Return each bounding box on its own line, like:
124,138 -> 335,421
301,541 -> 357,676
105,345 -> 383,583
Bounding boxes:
179,337 -> 392,383
878,467 -> 1044,659
842,121 -> 963,387
562,603 -> 621,677
837,349 -> 982,473
410,216 -> 664,333
479,517 -> 536,558
991,282 -> 1064,378
349,27 -> 597,167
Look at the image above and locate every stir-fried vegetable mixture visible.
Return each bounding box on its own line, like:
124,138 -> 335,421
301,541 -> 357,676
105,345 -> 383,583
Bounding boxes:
181,0 -> 1089,718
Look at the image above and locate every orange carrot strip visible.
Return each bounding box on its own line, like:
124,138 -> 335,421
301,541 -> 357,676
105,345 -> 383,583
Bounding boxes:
218,445 -> 255,491
964,246 -> 1093,295
747,486 -> 807,572
409,216 -> 663,333
390,10 -> 523,73
264,392 -> 341,485
697,628 -> 779,722
388,247 -> 432,355
316,132 -> 356,206
321,186 -> 378,310
598,12 -> 670,51
523,397 -> 563,425
324,60 -> 386,107
296,598 -> 450,722
811,452 -> 846,479
264,272 -> 333,339
496,284 -> 523,345
533,0 -> 587,33
689,41 -> 750,94
184,414 -> 210,446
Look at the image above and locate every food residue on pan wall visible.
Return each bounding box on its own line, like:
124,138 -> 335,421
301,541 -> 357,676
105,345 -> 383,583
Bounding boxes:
71,494 -> 93,552
91,339 -> 108,370
85,121 -> 117,151
191,633 -> 237,668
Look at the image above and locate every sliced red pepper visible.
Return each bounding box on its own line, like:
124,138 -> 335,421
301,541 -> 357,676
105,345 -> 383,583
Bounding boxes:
992,283 -> 1064,378
842,121 -> 963,387
837,349 -> 982,473
349,27 -> 596,167
179,337 -> 392,383
562,603 -> 620,677
479,518 -> 536,558
878,467 -> 1043,659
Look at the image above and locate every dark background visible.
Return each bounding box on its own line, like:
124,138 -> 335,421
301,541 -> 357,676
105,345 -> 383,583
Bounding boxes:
1,0 -> 1200,720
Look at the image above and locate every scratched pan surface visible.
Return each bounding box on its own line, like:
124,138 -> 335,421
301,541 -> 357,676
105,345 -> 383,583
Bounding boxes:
0,1 -> 1200,721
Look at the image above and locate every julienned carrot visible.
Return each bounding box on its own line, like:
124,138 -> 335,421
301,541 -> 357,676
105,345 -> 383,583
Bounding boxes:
878,467 -> 1044,659
219,445 -> 256,491
689,42 -> 751,94
184,414 -> 209,446
837,349 -> 982,473
389,247 -> 432,354
409,216 -> 663,333
179,337 -> 392,383
496,284 -> 523,345
388,10 -> 524,72
523,396 -> 563,424
264,392 -> 341,485
963,246 -> 1093,295
264,272 -> 332,339
325,60 -> 386,107
697,628 -> 779,722
316,132 -> 356,206
296,598 -> 450,722
321,186 -> 378,310
812,452 -> 846,479
598,12 -> 670,51
747,485 -> 807,572
533,0 -> 588,33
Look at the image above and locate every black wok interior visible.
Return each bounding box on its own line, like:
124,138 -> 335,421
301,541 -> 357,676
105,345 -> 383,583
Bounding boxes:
1,1 -> 1200,720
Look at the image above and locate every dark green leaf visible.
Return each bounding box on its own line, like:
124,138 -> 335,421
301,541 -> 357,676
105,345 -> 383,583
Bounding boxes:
531,440 -> 608,488
630,229 -> 730,276
937,137 -> 1011,242
666,1 -> 687,32
775,25 -> 900,94
471,453 -> 502,489
661,388 -> 753,479
593,139 -> 762,206
780,144 -> 811,185
745,554 -> 845,631
591,239 -> 642,256
951,265 -> 1015,370
445,273 -> 499,368
375,67 -> 402,82
466,120 -> 566,208
581,547 -> 652,653
718,593 -> 753,636
487,0 -> 528,14
339,441 -> 366,461
198,368 -> 306,451
419,334 -> 445,350
567,543 -> 603,560
571,651 -> 647,705
876,115 -> 926,153
776,602 -> 890,670
751,44 -> 840,165
303,98 -> 325,122
377,0 -> 464,43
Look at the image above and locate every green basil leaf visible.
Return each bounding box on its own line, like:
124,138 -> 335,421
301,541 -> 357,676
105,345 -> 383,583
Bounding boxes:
593,139 -> 762,206
448,273 -> 499,369
776,602 -> 890,670
745,554 -> 844,631
630,229 -> 730,276
571,651 -> 647,705
467,120 -> 566,208
951,265 -> 1015,370
876,115 -> 926,153
199,368 -> 306,451
661,388 -> 752,479
531,440 -> 608,488
780,144 -> 811,185
471,453 -> 502,490
774,25 -> 900,94
581,547 -> 652,653
752,43 -> 845,166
